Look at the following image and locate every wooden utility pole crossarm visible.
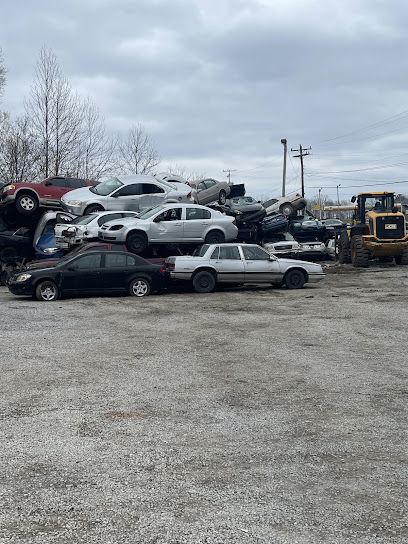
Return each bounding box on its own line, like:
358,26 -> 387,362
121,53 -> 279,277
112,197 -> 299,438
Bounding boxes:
291,144 -> 311,198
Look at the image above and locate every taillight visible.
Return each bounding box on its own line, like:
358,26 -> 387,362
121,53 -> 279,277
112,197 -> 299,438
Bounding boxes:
159,267 -> 166,273
165,261 -> 175,270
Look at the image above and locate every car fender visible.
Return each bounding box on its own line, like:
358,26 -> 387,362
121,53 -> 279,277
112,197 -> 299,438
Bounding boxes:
191,265 -> 218,279
282,265 -> 309,282
125,226 -> 149,240
15,187 -> 39,200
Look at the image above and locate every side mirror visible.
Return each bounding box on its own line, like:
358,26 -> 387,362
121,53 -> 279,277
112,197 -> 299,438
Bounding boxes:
44,181 -> 51,186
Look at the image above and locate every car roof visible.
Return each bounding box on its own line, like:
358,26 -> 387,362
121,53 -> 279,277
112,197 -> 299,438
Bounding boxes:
113,175 -> 158,185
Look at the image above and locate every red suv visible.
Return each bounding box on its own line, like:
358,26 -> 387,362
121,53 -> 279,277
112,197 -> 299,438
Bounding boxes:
0,176 -> 95,215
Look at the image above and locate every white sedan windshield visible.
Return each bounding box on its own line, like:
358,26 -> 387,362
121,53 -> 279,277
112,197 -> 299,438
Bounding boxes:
91,178 -> 123,196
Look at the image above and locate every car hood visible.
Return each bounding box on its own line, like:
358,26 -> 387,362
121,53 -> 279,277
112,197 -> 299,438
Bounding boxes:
278,258 -> 323,270
61,187 -> 93,201
103,217 -> 150,228
26,259 -> 59,270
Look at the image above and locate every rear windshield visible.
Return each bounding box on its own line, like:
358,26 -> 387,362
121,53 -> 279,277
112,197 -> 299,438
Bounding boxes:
193,244 -> 210,257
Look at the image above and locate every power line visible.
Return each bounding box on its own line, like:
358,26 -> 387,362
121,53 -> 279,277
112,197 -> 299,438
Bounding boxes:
291,144 -> 311,197
308,179 -> 408,189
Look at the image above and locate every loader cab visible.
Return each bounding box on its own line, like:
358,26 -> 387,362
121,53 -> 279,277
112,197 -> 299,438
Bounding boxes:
351,192 -> 396,224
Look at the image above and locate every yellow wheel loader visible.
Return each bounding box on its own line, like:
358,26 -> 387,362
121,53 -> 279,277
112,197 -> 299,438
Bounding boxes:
338,192 -> 408,267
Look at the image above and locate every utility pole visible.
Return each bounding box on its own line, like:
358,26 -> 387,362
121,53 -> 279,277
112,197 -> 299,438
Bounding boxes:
336,184 -> 341,218
291,144 -> 311,198
318,187 -> 322,220
281,138 -> 287,197
222,169 -> 237,184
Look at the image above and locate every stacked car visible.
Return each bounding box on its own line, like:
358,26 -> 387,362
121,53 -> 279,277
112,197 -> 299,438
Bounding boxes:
1,173 -> 329,298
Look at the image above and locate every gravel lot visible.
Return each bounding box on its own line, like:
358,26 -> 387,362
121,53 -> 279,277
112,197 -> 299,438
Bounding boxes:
0,263 -> 407,544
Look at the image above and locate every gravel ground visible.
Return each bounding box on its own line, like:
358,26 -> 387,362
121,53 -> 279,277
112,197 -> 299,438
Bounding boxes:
0,263 -> 407,544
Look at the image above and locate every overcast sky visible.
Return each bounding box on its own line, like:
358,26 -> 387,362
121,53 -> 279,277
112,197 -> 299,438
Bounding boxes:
1,0 -> 408,200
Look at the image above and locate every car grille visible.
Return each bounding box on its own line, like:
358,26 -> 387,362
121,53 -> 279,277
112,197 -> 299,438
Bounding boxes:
375,216 -> 405,239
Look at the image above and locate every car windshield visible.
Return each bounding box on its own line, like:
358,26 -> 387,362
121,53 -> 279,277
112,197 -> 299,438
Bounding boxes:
231,196 -> 255,205
139,206 -> 166,220
69,215 -> 96,225
90,178 -> 123,196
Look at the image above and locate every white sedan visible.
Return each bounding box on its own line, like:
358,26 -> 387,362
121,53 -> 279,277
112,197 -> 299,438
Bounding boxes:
165,243 -> 325,292
55,211 -> 140,248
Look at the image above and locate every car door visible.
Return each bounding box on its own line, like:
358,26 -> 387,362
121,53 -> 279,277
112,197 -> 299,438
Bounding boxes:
209,245 -> 245,282
184,207 -> 212,241
241,245 -> 282,283
108,183 -> 143,211
202,179 -> 218,203
60,252 -> 103,294
100,252 -> 134,292
138,183 -> 167,211
149,207 -> 184,242
42,178 -> 69,206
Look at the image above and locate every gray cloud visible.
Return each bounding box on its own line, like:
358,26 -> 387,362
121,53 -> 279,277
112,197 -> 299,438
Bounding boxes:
2,0 -> 408,198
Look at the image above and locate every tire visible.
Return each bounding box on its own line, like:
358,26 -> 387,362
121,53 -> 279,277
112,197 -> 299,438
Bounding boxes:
395,249 -> 408,265
285,269 -> 306,290
280,203 -> 295,216
15,192 -> 38,214
218,190 -> 227,205
129,277 -> 151,297
338,238 -> 351,263
35,280 -> 59,302
192,270 -> 216,293
204,230 -> 225,244
351,235 -> 369,268
378,256 -> 394,263
126,232 -> 148,254
84,204 -> 104,215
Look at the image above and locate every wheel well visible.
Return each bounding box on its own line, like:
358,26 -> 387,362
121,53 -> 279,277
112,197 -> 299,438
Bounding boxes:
126,229 -> 148,241
84,204 -> 104,214
33,277 -> 57,288
192,267 -> 217,279
284,267 -> 308,282
205,228 -> 225,239
16,188 -> 39,200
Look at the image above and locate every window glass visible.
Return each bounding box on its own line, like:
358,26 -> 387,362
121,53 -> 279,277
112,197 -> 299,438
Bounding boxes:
142,183 -> 165,194
105,253 -> 128,268
98,213 -> 121,226
242,246 -> 270,261
219,246 -> 241,260
47,178 -> 67,188
116,184 -> 142,197
197,181 -> 206,191
205,179 -> 216,188
186,208 -> 211,220
210,247 -> 219,259
67,178 -> 86,189
193,244 -> 210,257
155,208 -> 182,221
72,253 -> 101,269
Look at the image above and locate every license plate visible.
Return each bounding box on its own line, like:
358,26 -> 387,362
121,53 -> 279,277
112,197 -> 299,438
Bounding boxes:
385,224 -> 397,230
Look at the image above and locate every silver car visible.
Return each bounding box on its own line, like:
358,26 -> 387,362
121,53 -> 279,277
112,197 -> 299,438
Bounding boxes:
61,175 -> 193,216
165,243 -> 325,292
98,203 -> 238,254
263,193 -> 307,216
189,178 -> 231,205
54,211 -> 140,249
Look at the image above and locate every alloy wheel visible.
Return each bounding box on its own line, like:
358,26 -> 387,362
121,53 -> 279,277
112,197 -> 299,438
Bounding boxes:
132,280 -> 149,297
40,285 -> 57,301
20,196 -> 35,211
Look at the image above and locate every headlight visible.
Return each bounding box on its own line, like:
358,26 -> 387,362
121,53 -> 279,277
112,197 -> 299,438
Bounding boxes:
15,273 -> 32,282
43,248 -> 59,254
6,184 -> 16,191
67,200 -> 83,206
109,225 -> 123,231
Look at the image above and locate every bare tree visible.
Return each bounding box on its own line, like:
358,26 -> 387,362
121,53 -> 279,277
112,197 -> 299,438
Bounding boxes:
71,98 -> 117,179
118,124 -> 159,175
26,47 -> 82,178
0,114 -> 40,183
165,163 -> 207,182
0,48 -> 6,102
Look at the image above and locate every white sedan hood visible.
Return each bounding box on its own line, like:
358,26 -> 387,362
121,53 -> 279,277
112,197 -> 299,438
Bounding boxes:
61,186 -> 94,202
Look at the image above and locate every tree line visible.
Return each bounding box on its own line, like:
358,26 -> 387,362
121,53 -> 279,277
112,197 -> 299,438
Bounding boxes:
0,47 -> 160,183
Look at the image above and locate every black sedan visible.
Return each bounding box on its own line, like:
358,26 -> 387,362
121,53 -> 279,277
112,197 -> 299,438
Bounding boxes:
7,251 -> 168,301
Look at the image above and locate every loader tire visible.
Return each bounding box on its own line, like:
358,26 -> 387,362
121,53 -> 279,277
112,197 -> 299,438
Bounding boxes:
338,238 -> 351,264
351,235 -> 369,268
395,249 -> 408,265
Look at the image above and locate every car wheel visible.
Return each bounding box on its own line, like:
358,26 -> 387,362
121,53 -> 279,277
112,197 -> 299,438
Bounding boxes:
35,280 -> 59,301
129,277 -> 151,297
218,190 -> 227,205
84,204 -> 104,214
204,230 -> 225,244
395,249 -> 408,265
126,232 -> 148,254
285,269 -> 306,289
192,270 -> 216,293
280,203 -> 295,216
15,193 -> 38,214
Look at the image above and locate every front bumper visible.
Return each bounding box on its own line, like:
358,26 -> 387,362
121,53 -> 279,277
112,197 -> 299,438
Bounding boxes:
99,231 -> 122,242
8,280 -> 34,296
61,202 -> 86,216
308,273 -> 326,283
0,194 -> 15,206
